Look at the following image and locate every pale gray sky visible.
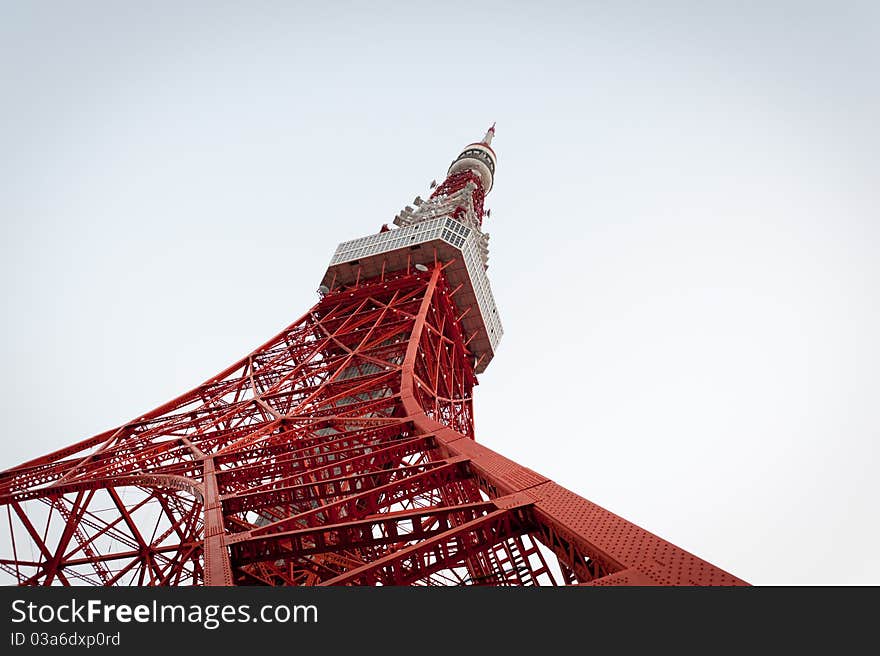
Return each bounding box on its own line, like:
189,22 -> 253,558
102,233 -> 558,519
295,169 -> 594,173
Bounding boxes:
2,1 -> 878,585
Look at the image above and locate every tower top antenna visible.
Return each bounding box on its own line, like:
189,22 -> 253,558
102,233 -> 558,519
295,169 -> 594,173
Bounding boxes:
482,122 -> 496,146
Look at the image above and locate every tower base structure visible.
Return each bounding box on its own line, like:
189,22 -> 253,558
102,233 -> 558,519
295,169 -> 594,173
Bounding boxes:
0,266 -> 746,586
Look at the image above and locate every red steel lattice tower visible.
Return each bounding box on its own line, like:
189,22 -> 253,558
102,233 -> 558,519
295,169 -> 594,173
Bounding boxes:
0,128 -> 747,586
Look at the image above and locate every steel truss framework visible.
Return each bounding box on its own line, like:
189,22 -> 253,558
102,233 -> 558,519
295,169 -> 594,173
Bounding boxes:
0,264 -> 747,586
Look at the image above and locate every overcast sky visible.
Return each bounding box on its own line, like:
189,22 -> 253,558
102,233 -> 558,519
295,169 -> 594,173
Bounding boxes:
2,1 -> 878,585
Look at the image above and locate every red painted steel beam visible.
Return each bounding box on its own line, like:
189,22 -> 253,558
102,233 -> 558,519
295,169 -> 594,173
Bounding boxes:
321,504 -> 535,586
228,501 -> 497,566
222,461 -> 448,515
246,457 -> 472,536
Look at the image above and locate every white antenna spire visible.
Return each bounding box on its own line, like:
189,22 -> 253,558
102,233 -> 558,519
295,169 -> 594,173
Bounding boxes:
481,122 -> 496,146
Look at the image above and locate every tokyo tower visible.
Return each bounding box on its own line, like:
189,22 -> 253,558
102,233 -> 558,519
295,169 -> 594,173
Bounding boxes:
0,127 -> 746,586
